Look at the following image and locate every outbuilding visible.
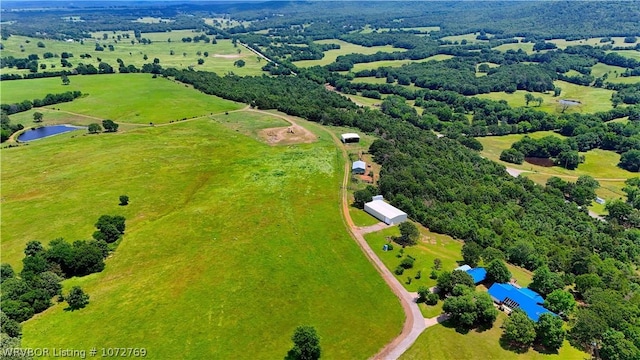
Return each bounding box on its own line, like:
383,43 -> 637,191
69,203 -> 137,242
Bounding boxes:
352,160 -> 366,174
364,197 -> 407,225
340,133 -> 360,143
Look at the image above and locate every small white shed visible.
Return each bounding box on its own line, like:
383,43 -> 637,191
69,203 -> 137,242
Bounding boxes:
352,160 -> 366,174
340,133 -> 360,143
364,199 -> 407,225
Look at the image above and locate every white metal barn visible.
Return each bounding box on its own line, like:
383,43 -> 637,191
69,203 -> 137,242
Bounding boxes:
340,133 -> 360,143
364,198 -> 408,225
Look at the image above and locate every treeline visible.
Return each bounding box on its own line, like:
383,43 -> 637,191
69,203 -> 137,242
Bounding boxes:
1,111 -> 24,143
164,69 -> 640,357
0,215 -> 125,326
1,91 -> 82,115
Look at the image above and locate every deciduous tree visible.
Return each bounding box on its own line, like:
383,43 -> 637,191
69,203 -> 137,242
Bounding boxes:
66,286 -> 89,310
290,326 -> 321,360
502,309 -> 536,349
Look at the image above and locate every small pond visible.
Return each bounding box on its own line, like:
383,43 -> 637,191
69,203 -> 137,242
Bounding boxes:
559,99 -> 581,106
17,125 -> 84,142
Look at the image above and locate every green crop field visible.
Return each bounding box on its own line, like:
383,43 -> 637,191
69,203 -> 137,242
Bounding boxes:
3,107 -> 403,359
401,313 -> 587,360
1,74 -> 244,125
0,34 -> 265,76
473,80 -> 617,114
292,39 -> 404,67
477,132 -> 632,211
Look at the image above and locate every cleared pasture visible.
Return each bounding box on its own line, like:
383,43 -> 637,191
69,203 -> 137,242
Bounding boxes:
348,54 -> 454,72
477,132 -> 632,210
473,80 -> 617,114
0,35 -> 265,76
292,39 -> 404,67
492,42 -> 535,54
1,74 -> 244,124
3,111 -> 403,359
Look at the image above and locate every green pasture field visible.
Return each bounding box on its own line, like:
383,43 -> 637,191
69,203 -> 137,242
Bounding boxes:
610,49 -> 640,61
0,74 -> 244,124
210,110 -> 289,141
203,17 -> 252,29
349,207 -> 381,227
591,63 -> 640,84
359,25 -> 440,34
401,313 -> 587,360
133,17 -> 174,24
0,34 -> 265,76
473,80 -> 617,114
549,37 -> 640,49
441,33 -> 491,44
477,132 -> 632,210
292,39 -> 404,67
3,111 -> 403,359
492,42 -> 535,54
348,54 -> 454,72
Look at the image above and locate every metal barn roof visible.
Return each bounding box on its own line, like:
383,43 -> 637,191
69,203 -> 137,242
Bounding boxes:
352,160 -> 366,170
488,283 -> 555,322
364,200 -> 407,219
466,268 -> 487,284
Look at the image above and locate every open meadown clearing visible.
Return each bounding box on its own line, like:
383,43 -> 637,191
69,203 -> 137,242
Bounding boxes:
3,115 -> 403,359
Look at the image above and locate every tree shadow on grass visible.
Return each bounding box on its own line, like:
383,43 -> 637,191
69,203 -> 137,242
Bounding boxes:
499,337 -> 531,354
532,344 -> 560,355
440,319 -> 471,334
472,321 -> 494,333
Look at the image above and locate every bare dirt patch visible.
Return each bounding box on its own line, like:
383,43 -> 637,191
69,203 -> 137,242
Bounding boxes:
213,54 -> 242,59
258,124 -> 316,145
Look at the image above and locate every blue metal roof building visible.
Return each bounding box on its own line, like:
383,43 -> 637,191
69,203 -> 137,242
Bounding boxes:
466,268 -> 487,284
487,283 -> 555,322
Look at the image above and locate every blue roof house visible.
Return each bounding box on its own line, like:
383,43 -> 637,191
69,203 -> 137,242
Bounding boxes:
487,283 -> 555,322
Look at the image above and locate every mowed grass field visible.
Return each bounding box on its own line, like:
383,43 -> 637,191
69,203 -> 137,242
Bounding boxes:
401,313 -> 587,360
362,224 -> 533,292
293,39 -> 404,67
473,80 -> 617,114
477,131 -> 631,209
3,109 -> 404,358
0,34 -> 265,76
1,74 -> 244,124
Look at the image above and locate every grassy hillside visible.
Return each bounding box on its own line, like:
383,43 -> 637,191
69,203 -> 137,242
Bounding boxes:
3,111 -> 404,359
1,74 -> 244,124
